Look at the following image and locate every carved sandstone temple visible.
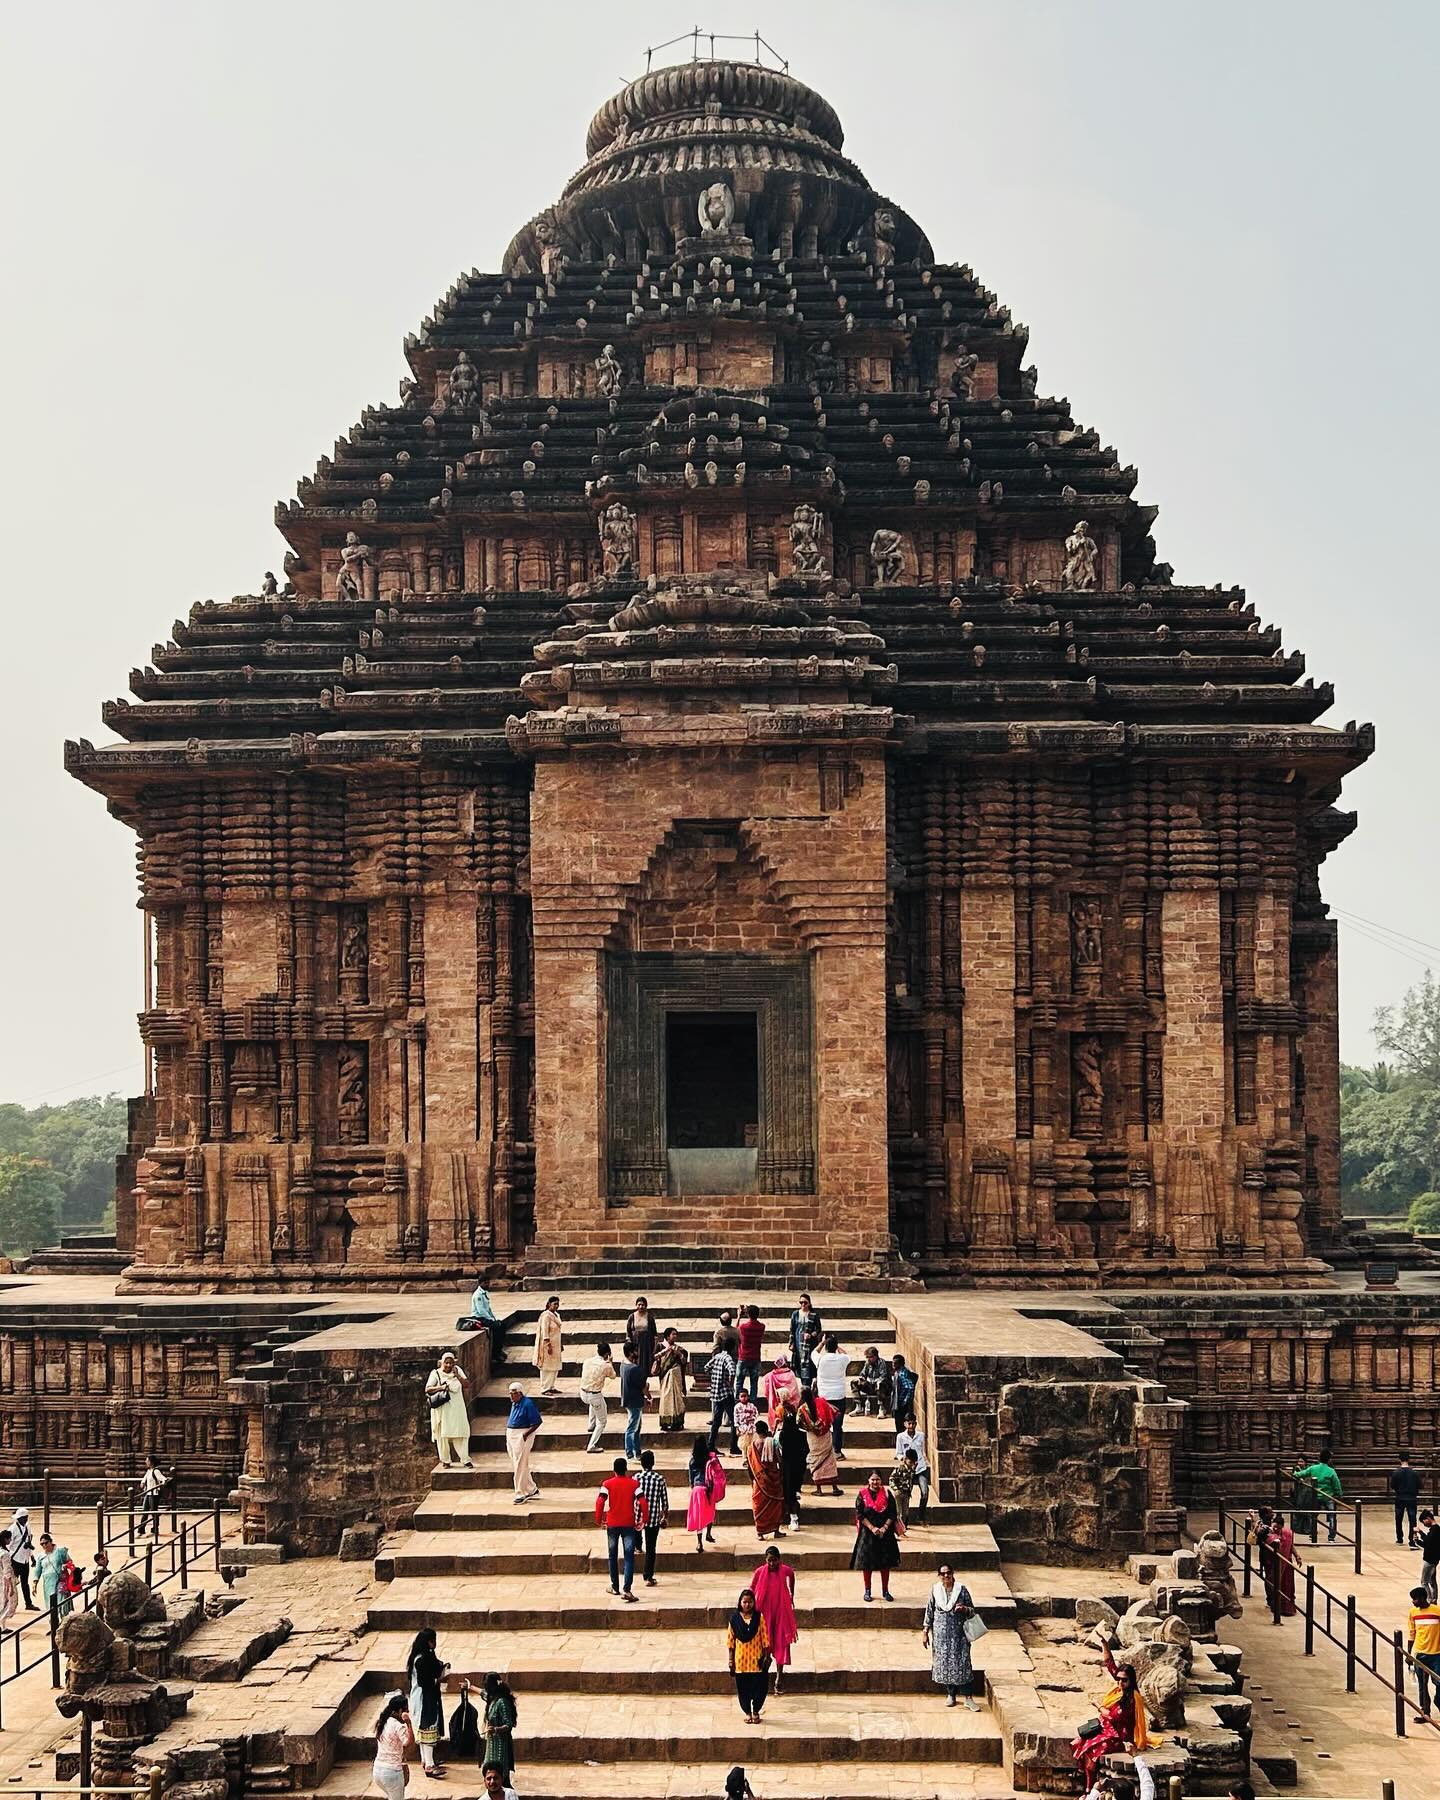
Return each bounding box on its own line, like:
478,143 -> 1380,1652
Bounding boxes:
67,61 -> 1370,1289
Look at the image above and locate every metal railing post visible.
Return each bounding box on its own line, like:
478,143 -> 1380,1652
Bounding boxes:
144,1543 -> 153,1587
212,1501 -> 221,1568
1383,1779 -> 1397,1800
1394,1630 -> 1408,1737
42,1469 -> 52,1537
128,1489 -> 135,1557
80,1713 -> 92,1789
1217,1497 -> 1226,1545
1304,1564 -> 1315,1655
48,1595 -> 61,1688
151,1767 -> 164,1800
1271,1550 -> 1284,1625
95,1499 -> 105,1558
1242,1534 -> 1252,1598
179,1524 -> 188,1590
1355,1500 -> 1364,1576
1346,1595 -> 1357,1692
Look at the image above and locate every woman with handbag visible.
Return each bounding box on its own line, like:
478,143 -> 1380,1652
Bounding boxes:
725,1587 -> 772,1723
922,1561 -> 981,1708
425,1353 -> 471,1469
371,1692 -> 415,1800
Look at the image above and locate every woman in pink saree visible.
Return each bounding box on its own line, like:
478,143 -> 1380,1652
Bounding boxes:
763,1353 -> 802,1426
750,1543 -> 799,1691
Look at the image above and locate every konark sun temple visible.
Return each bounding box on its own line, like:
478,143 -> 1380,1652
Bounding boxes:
7,52 -> 1435,1800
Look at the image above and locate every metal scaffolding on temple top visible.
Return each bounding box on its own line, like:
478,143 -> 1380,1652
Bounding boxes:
642,27 -> 788,73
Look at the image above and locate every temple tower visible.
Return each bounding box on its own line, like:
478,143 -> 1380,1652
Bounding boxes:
67,57 -> 1370,1287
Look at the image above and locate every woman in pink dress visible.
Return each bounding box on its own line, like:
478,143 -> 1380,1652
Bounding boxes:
763,1354 -> 802,1427
750,1543 -> 799,1692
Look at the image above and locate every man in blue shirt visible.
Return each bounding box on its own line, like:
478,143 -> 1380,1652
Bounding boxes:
505,1382 -> 542,1504
619,1344 -> 648,1460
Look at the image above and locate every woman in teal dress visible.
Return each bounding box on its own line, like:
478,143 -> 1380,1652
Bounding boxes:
481,1672 -> 517,1783
36,1536 -> 73,1618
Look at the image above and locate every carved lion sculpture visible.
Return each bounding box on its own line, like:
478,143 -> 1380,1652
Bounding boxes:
97,1568 -> 167,1637
1196,1529 -> 1244,1620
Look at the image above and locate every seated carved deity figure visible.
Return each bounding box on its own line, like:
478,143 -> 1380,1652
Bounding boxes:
869,527 -> 905,586
698,180 -> 735,237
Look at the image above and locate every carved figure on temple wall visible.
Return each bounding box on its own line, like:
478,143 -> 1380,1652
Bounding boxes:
951,347 -> 980,401
446,350 -> 479,414
1020,365 -> 1038,396
599,500 -> 638,578
260,571 -> 278,597
337,1046 -> 367,1145
1070,897 -> 1103,981
789,501 -> 827,578
806,337 -> 839,389
594,342 -> 624,398
1062,519 -> 1100,593
1073,1035 -> 1104,1138
870,207 -> 897,267
698,180 -> 735,237
335,532 -> 371,601
339,906 -> 369,1002
869,527 -> 906,586
534,215 -> 568,279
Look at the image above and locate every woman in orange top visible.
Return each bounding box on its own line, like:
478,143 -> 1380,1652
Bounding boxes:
726,1587 -> 772,1723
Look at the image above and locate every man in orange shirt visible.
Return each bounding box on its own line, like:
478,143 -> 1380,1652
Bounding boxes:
595,1456 -> 650,1602
1406,1584 -> 1440,1715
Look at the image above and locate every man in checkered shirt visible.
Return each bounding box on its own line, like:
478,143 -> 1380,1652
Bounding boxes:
636,1448 -> 669,1586
706,1340 -> 739,1454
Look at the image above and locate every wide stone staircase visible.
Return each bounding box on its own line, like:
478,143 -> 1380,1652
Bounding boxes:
308,1292 -> 1019,1799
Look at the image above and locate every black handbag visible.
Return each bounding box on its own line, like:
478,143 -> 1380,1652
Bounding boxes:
426,1386 -> 450,1410
1076,1717 -> 1103,1741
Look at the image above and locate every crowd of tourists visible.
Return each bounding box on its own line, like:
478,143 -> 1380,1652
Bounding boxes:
410,1288 -> 986,1783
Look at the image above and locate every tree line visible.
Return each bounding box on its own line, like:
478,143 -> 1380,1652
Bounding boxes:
0,1094 -> 129,1257
1342,971 -> 1440,1234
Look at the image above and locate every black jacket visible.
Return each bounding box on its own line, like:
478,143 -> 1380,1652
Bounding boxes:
1391,1466 -> 1422,1502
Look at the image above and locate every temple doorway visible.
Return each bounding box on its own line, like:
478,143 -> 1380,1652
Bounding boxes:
665,1010 -> 759,1193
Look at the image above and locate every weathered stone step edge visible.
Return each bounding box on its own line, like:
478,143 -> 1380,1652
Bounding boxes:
328,1722 -> 1001,1766
362,1598 -> 1018,1631
286,1760 -> 1017,1800
411,1499 -> 986,1529
377,1545 -> 1001,1577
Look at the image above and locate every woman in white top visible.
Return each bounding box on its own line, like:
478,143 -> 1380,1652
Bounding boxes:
0,1530 -> 16,1629
895,1412 -> 931,1523
371,1692 -> 415,1800
425,1353 -> 472,1468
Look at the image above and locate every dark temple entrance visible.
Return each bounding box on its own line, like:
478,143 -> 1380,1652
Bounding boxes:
605,953 -> 815,1198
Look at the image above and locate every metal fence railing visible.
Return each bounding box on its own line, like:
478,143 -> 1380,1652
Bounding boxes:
1212,1499 -> 1440,1739
0,1502 -> 233,1729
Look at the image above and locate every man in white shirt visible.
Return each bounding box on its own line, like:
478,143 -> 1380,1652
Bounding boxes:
578,1340 -> 615,1453
139,1456 -> 169,1539
813,1334 -> 852,1459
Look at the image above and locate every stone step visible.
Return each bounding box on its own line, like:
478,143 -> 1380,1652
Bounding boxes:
354,1623 -> 1027,1695
413,1488 -> 979,1532
366,1570 -> 1018,1634
466,1406 -> 909,1447
376,1521 -> 1000,1580
329,1688 -> 1004,1766
467,1379 -> 901,1416
427,1443 -> 915,1492
296,1755 -> 1016,1799
490,1294 -> 899,1321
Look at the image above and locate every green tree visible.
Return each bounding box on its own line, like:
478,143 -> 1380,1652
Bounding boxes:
0,1094 -> 128,1228
1374,970 -> 1440,1087
0,1154 -> 62,1256
1342,1084 -> 1440,1202
1408,1193 -> 1440,1235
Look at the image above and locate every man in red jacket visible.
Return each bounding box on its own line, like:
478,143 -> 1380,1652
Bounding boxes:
595,1456 -> 650,1601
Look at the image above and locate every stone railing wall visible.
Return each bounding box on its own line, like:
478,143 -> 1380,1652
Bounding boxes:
229,1318 -> 489,1555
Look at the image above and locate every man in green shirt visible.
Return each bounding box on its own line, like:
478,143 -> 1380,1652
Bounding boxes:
1292,1459 -> 1342,1541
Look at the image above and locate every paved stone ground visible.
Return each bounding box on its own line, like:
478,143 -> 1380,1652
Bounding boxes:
1186,1510 -> 1440,1795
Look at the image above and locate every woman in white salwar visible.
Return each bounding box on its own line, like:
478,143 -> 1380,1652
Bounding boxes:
426,1352 -> 471,1468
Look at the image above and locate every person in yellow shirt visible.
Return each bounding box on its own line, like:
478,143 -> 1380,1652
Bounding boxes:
1406,1585 -> 1440,1715
726,1587 -> 772,1724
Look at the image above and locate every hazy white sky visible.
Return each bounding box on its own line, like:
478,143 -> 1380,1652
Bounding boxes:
2,0 -> 1436,1103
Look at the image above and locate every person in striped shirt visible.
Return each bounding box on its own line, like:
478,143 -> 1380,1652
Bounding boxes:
707,1343 -> 738,1454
